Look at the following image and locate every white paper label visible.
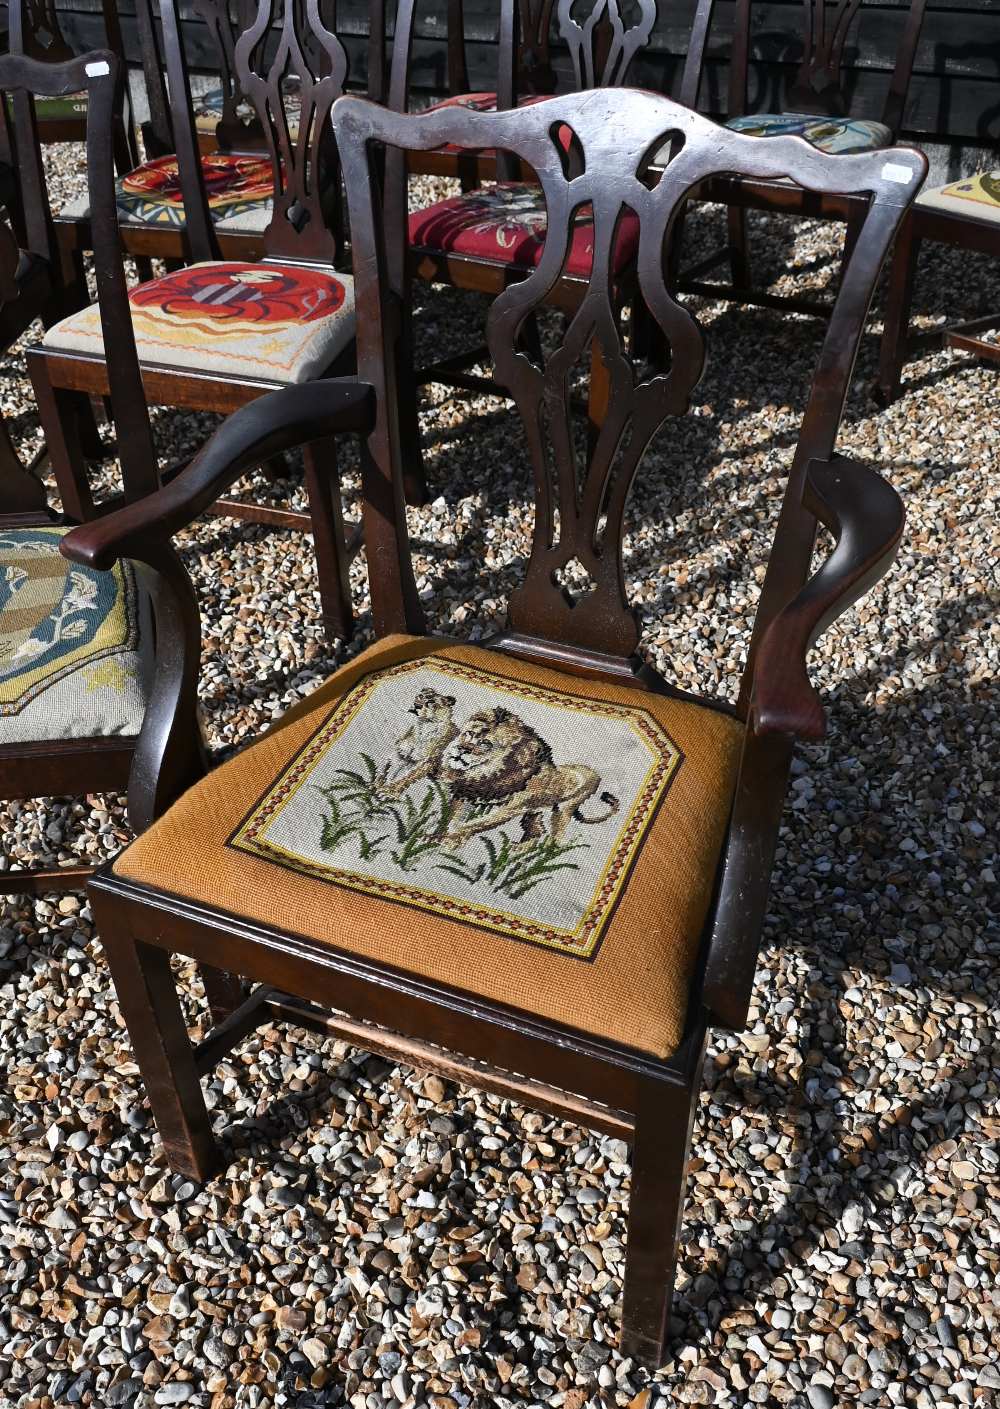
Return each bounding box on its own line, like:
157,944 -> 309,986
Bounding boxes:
881,161 -> 915,185
85,60 -> 110,77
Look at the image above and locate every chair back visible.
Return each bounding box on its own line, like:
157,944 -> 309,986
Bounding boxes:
160,0 -> 361,266
390,1 -> 715,128
0,209 -> 47,521
728,0 -> 928,135
333,89 -> 924,692
0,49 -> 160,502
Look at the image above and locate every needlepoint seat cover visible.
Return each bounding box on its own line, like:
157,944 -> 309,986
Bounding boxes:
59,152 -> 275,234
724,112 -> 893,155
0,526 -> 149,743
42,261 -> 356,384
112,635 -> 744,1058
409,182 -> 641,278
918,170 -> 1000,224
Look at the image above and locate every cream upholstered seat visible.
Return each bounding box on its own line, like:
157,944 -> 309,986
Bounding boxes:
110,634 -> 744,1059
42,261 -> 356,384
0,525 -> 150,744
917,170 -> 1000,224
59,151 -> 276,235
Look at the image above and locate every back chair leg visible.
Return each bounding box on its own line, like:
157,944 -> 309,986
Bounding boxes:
877,213 -> 921,405
727,204 -> 752,289
303,437 -> 354,642
619,1070 -> 702,1370
398,277 -> 429,506
97,908 -> 222,1183
28,357 -> 98,521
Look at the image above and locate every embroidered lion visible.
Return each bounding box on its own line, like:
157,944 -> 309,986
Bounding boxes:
433,706 -> 619,848
379,687 -> 459,796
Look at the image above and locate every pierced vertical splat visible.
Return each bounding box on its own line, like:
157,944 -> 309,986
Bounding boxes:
557,0 -> 658,92
192,0 -> 266,150
519,0 -> 559,94
486,133 -> 704,656
235,0 -> 349,264
790,0 -> 864,112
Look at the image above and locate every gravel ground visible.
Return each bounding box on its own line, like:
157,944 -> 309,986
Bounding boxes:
0,145 -> 998,1409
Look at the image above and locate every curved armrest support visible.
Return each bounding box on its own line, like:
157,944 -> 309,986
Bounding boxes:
60,379 -> 376,571
749,455 -> 905,741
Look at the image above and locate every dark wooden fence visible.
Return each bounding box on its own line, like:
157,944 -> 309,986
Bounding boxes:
20,1 -> 1000,149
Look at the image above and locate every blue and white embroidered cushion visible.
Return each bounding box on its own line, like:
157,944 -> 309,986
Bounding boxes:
724,112 -> 892,155
1,526 -> 151,743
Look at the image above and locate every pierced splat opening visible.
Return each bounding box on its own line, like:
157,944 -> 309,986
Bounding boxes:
284,198 -> 311,230
550,120 -> 586,181
552,555 -> 597,605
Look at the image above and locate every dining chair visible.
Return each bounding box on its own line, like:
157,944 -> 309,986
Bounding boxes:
680,0 -> 929,317
27,1 -> 366,643
390,0 -> 713,502
876,165 -> 1000,401
62,87 -> 925,1367
55,0 -> 320,271
6,0 -> 140,170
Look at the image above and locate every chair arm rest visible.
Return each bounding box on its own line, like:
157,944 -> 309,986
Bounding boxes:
60,379 -> 376,571
750,455 -> 905,741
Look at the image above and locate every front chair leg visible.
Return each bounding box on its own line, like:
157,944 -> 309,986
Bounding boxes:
620,1071 -> 702,1369
99,916 -> 223,1183
302,436 -> 354,643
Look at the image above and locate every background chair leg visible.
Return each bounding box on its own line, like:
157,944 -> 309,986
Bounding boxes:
303,437 -> 354,643
28,357 -> 97,520
619,1071 -> 702,1370
876,215 -> 921,405
99,918 -> 223,1183
727,204 -> 752,289
398,285 -> 429,506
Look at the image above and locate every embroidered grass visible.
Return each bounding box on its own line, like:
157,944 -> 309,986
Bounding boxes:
315,760 -> 586,899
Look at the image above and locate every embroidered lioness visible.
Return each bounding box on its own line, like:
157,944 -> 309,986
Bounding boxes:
379,687 -> 458,796
434,706 -> 619,847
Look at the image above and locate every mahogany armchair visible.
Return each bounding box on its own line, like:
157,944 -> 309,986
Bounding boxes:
62,90 -> 924,1368
26,4 -> 364,642
0,51 -> 200,893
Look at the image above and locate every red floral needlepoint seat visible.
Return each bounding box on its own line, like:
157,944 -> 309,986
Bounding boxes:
59,152 -> 277,235
409,181 -> 641,278
42,261 -> 356,384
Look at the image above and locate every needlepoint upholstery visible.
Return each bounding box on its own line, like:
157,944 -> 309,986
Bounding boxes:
42,261 -> 356,384
724,112 -> 892,155
112,635 -> 744,1058
918,170 -> 1000,224
409,182 -> 641,278
58,152 -> 275,235
0,526 -> 149,743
